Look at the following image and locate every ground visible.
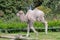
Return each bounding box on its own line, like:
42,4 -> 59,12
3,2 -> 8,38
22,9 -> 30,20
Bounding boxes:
0,32 -> 60,40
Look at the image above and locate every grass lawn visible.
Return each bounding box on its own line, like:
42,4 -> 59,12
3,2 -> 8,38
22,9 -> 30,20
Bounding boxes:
0,32 -> 60,40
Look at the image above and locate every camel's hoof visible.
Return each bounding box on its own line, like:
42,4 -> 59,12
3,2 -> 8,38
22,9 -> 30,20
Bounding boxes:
26,35 -> 30,37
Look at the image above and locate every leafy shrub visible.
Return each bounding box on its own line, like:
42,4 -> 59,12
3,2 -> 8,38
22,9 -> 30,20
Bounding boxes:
0,21 -> 27,29
0,20 -> 60,29
34,22 -> 44,28
37,5 -> 51,14
34,20 -> 60,28
48,20 -> 60,27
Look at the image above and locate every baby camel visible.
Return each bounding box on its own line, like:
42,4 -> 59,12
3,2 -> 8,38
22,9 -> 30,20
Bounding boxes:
17,8 -> 48,37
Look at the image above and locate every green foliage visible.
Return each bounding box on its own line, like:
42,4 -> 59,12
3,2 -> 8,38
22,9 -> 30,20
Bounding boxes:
0,0 -> 31,20
37,5 -> 51,13
42,0 -> 60,14
34,20 -> 60,28
48,20 -> 60,27
0,19 -> 60,29
0,22 -> 27,29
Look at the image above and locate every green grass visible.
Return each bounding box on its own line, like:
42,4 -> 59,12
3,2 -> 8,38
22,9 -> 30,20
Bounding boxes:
0,32 -> 60,40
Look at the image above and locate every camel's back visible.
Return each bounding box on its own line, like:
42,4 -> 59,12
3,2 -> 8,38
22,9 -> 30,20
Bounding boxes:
33,8 -> 44,15
25,8 -> 45,21
26,8 -> 44,18
26,8 -> 44,15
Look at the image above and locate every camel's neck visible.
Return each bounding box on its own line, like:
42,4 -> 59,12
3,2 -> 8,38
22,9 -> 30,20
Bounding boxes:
20,14 -> 27,22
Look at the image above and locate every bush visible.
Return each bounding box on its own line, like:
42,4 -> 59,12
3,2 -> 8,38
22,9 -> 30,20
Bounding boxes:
37,5 -> 52,14
34,20 -> 60,28
0,21 -> 27,29
0,20 -> 60,29
48,20 -> 60,27
0,17 -> 60,31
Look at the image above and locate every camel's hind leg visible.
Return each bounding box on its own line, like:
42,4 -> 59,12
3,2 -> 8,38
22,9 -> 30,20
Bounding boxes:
39,16 -> 48,34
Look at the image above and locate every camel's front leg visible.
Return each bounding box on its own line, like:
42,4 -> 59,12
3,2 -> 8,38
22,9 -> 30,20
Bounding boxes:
30,21 -> 38,36
30,26 -> 38,36
26,24 -> 30,37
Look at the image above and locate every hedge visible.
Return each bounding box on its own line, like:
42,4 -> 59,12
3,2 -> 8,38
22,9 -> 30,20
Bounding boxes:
34,20 -> 60,28
0,20 -> 60,29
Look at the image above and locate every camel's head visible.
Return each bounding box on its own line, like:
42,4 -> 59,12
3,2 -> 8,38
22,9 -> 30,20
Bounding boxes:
16,10 -> 27,22
17,10 -> 24,17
